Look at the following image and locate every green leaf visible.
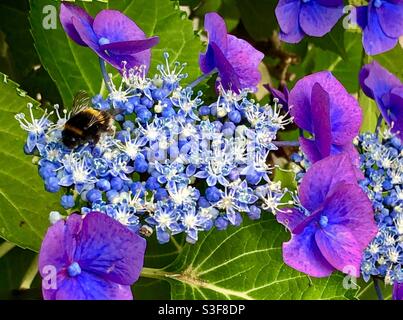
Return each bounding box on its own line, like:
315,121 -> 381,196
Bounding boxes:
30,0 -> 202,106
0,74 -> 60,251
355,278 -> 393,300
0,0 -> 61,104
139,216 -> 354,300
359,89 -> 379,133
0,241 -> 41,299
373,45 -> 403,81
236,0 -> 277,41
311,31 -> 363,93
310,22 -> 347,60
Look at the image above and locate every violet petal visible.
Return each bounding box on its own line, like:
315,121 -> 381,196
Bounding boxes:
92,10 -> 146,43
225,35 -> 264,92
315,225 -> 363,277
298,153 -> 358,212
100,37 -> 160,55
376,1 -> 403,38
204,12 -> 228,53
55,272 -> 133,300
60,2 -> 94,46
276,208 -> 308,233
282,224 -> 335,277
393,282 -> 403,300
73,212 -> 146,285
311,82 -> 332,159
363,4 -> 397,55
299,1 -> 343,37
38,220 -> 69,276
322,183 -> 377,249
275,0 -> 301,35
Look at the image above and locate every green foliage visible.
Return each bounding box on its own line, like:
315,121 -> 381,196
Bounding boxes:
30,0 -> 202,106
0,74 -> 61,251
139,217 -> 354,300
0,0 -> 401,301
0,0 -> 61,104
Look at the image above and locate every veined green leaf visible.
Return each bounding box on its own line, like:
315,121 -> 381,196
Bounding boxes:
0,74 -> 60,251
139,216 -> 355,300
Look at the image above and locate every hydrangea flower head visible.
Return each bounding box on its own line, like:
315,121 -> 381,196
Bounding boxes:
359,61 -> 403,140
289,71 -> 362,168
60,2 -> 159,71
199,12 -> 264,93
277,153 -> 377,277
356,0 -> 403,55
17,52 -> 291,246
275,0 -> 344,43
356,130 -> 403,290
39,212 -> 146,300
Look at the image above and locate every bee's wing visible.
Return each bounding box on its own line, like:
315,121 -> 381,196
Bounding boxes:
87,111 -> 111,129
71,90 -> 91,115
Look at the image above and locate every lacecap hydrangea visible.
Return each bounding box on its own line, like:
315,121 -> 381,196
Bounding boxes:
16,51 -> 293,244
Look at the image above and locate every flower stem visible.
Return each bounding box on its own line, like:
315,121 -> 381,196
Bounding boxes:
19,255 -> 39,290
0,241 -> 15,259
99,58 -> 113,93
140,267 -> 172,279
273,140 -> 300,147
189,69 -> 217,88
375,114 -> 383,136
372,276 -> 384,300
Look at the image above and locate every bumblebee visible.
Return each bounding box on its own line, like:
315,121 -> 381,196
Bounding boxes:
62,91 -> 114,148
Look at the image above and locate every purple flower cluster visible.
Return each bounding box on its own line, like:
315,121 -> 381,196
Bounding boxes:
286,64 -> 403,297
277,153 -> 377,277
39,212 -> 146,300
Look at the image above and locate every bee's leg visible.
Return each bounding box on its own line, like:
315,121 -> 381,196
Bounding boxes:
108,124 -> 116,136
92,133 -> 101,145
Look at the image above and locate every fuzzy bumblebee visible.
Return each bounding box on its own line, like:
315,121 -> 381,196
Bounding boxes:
62,91 -> 114,148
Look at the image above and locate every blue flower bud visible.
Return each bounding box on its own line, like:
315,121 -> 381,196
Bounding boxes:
206,186 -> 221,202
45,176 -> 60,193
155,188 -> 168,201
248,205 -> 261,220
60,195 -> 75,209
141,96 -> 154,108
130,181 -> 145,195
136,107 -> 152,123
106,190 -> 118,202
123,102 -> 134,114
215,216 -> 228,230
199,106 -> 210,116
198,196 -> 210,208
96,179 -> 111,191
87,189 -> 102,203
162,106 -> 176,118
129,96 -> 141,107
111,177 -> 124,191
228,110 -> 241,124
134,155 -> 148,173
115,114 -> 124,122
222,121 -> 236,137
145,176 -> 160,190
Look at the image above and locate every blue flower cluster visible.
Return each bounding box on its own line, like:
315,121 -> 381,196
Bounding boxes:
291,130 -> 403,285
356,131 -> 403,285
16,54 -> 291,244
